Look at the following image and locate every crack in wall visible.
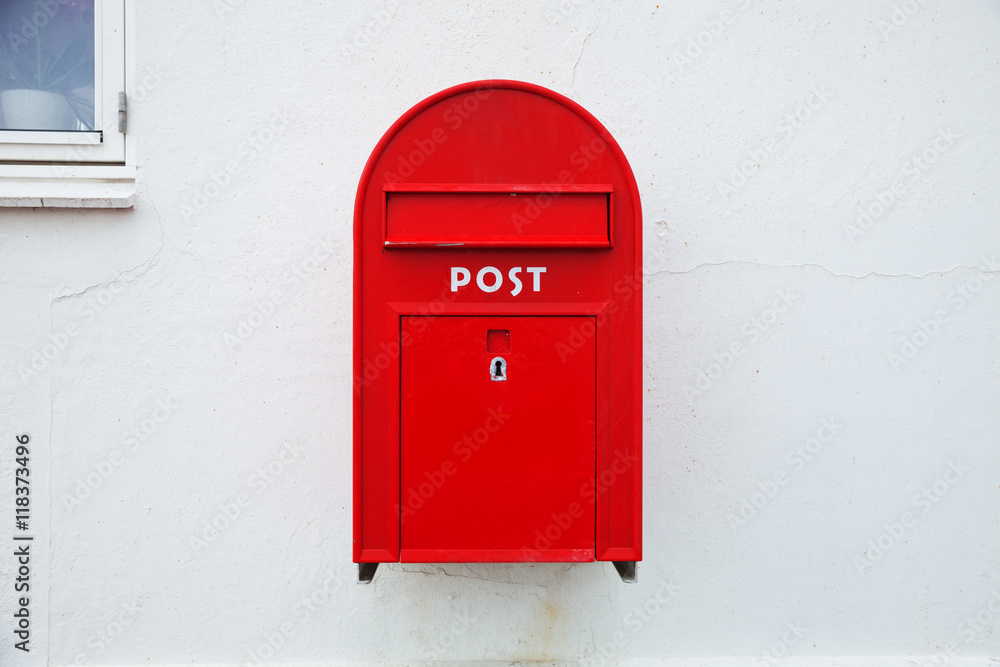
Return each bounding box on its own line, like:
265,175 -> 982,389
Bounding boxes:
51,184 -> 166,302
644,259 -> 999,281
570,29 -> 595,96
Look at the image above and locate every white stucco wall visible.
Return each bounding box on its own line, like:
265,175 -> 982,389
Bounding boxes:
1,1 -> 998,665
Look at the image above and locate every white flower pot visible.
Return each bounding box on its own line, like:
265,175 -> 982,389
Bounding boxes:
1,89 -> 78,131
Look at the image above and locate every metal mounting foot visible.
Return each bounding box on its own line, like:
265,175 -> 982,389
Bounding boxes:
612,560 -> 637,583
358,562 -> 379,583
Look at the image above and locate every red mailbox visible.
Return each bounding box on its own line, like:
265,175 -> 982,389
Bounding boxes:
353,80 -> 642,582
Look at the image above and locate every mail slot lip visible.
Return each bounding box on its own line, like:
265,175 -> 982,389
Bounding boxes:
383,183 -> 613,249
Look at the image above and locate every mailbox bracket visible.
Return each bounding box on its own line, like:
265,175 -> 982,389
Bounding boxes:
612,560 -> 637,583
358,562 -> 379,583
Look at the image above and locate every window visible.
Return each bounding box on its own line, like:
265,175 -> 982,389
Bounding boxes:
0,0 -> 133,207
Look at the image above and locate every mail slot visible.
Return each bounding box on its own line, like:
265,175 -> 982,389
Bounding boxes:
384,184 -> 612,248
353,80 -> 642,583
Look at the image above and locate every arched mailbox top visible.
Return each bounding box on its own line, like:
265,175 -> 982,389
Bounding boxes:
354,79 -> 641,249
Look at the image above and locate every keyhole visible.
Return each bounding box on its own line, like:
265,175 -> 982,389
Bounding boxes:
490,356 -> 506,381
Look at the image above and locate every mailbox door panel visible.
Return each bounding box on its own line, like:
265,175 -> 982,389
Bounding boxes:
400,316 -> 596,562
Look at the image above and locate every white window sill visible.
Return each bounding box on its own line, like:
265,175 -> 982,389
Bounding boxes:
0,165 -> 136,208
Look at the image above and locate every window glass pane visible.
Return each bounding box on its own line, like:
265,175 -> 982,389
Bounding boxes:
0,0 -> 95,131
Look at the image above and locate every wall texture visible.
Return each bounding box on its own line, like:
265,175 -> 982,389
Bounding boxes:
1,1 -> 998,665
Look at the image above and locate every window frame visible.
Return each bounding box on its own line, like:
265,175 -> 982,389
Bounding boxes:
0,0 -> 133,207
0,0 -> 127,165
